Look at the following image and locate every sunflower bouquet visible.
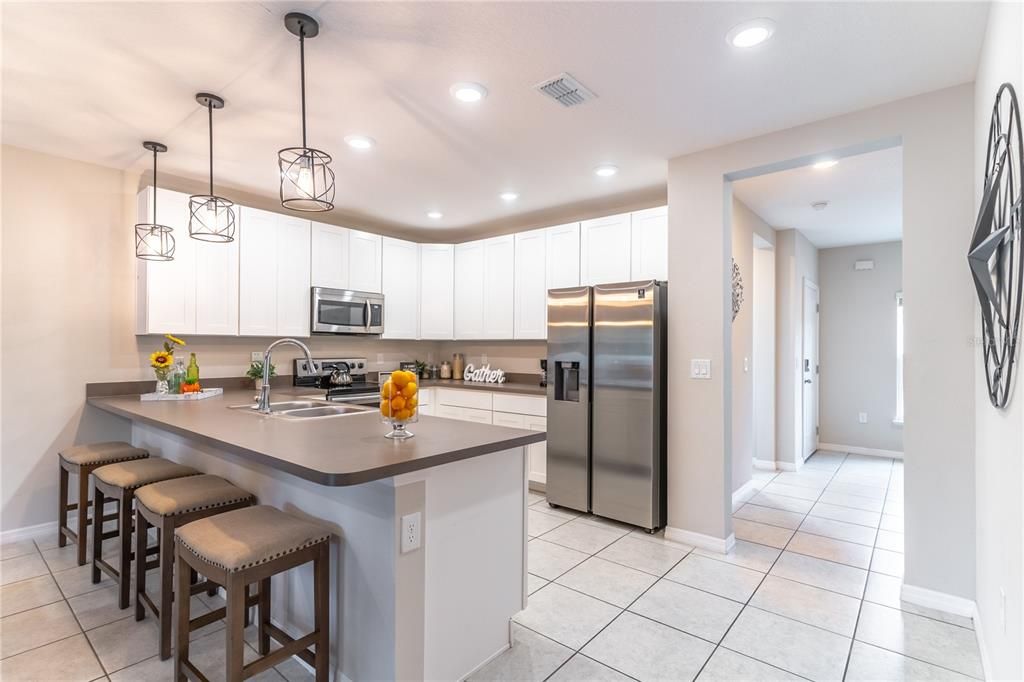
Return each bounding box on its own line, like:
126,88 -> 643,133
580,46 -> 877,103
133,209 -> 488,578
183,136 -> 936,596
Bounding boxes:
150,334 -> 186,382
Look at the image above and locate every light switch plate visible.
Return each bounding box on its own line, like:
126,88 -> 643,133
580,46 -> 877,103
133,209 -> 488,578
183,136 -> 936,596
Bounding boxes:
690,359 -> 712,379
250,351 -> 263,362
858,412 -> 868,424
400,512 -> 421,554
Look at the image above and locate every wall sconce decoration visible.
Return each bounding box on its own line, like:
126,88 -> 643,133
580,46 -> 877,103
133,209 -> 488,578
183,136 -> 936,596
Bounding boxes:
732,258 -> 745,322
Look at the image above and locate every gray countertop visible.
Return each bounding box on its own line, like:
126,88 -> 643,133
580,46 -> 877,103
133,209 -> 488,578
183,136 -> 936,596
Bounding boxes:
419,379 -> 547,396
88,389 -> 545,487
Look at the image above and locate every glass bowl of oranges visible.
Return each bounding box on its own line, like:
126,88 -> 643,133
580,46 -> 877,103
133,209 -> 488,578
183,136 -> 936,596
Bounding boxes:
380,369 -> 419,439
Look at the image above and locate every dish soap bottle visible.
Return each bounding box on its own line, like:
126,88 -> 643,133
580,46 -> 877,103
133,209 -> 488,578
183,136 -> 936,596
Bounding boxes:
183,353 -> 200,393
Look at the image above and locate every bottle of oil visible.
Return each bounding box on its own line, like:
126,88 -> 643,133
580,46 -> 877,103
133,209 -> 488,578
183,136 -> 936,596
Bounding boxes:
185,353 -> 200,386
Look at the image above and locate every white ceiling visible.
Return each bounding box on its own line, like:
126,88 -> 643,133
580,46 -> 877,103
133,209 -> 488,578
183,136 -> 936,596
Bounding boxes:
1,2 -> 986,236
733,145 -> 903,248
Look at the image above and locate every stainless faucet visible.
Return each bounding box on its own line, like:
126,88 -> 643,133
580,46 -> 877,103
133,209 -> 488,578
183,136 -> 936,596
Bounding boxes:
256,338 -> 317,414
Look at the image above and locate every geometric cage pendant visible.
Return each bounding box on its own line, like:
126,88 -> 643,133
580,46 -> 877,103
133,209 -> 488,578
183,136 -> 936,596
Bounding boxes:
189,92 -> 236,242
135,141 -> 176,261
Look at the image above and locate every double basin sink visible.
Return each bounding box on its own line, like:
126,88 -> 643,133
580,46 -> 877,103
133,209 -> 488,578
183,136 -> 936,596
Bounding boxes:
230,399 -> 371,420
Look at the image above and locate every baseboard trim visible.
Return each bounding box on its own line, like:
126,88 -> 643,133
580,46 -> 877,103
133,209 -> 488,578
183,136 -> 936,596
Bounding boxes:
665,527 -> 735,553
0,520 -> 57,544
972,602 -> 992,681
732,479 -> 760,507
776,460 -> 799,472
752,458 -> 778,471
900,583 -> 976,619
818,442 -> 904,460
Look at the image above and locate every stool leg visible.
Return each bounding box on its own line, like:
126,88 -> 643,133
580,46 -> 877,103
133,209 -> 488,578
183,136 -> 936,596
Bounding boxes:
243,585 -> 251,627
58,463 -> 69,549
159,518 -> 174,661
91,485 -> 105,584
225,574 -> 246,682
314,543 -> 329,682
117,491 -> 132,609
258,577 -> 271,655
76,469 -> 90,566
174,549 -> 191,682
134,509 -> 148,622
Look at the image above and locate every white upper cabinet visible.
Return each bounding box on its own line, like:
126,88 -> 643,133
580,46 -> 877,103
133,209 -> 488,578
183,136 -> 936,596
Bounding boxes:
630,206 -> 668,281
310,222 -> 350,290
546,222 -> 581,290
275,216 -> 311,337
348,230 -> 382,293
194,220 -> 239,336
483,235 -> 515,339
419,244 -> 454,340
514,229 -> 547,339
136,188 -> 196,335
454,240 -> 485,339
381,237 -> 420,339
580,213 -> 632,285
238,207 -> 311,337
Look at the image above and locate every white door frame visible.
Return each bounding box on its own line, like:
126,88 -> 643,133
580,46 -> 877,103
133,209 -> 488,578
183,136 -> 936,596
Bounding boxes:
801,278 -> 820,461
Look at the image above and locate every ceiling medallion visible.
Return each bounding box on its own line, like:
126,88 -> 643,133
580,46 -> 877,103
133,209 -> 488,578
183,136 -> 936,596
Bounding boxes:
135,141 -> 175,261
279,12 -> 335,212
189,93 -> 236,242
732,258 -> 744,322
969,82 -> 1023,409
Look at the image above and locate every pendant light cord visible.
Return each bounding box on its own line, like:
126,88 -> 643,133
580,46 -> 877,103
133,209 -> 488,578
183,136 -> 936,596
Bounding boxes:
152,146 -> 158,221
299,28 -> 307,149
208,102 -> 214,197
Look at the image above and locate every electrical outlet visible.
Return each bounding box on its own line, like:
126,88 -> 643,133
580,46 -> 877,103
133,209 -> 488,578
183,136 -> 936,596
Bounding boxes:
250,351 -> 263,362
376,353 -> 384,364
400,512 -> 421,554
858,412 -> 868,424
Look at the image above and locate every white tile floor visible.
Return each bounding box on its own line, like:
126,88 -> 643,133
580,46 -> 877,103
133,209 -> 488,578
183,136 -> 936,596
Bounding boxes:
473,451 -> 985,682
0,526 -> 312,681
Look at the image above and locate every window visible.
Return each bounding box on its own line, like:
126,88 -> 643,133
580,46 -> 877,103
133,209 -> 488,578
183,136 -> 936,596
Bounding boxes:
895,291 -> 904,424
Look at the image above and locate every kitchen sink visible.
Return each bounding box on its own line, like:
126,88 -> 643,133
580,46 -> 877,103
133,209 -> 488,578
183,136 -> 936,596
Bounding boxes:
277,405 -> 369,419
229,400 -> 327,412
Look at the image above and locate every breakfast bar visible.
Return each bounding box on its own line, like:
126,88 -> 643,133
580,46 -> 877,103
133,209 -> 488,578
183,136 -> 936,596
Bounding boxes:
88,389 -> 545,681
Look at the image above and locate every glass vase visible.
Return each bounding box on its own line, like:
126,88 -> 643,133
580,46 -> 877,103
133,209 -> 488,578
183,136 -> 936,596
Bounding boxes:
155,378 -> 169,395
380,369 -> 419,439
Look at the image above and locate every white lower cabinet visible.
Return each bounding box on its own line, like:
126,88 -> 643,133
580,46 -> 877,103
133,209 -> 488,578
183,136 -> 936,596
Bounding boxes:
418,388 -> 435,416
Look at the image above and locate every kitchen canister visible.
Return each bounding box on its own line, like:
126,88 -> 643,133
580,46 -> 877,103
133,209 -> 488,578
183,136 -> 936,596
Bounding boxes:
439,361 -> 452,379
452,353 -> 465,380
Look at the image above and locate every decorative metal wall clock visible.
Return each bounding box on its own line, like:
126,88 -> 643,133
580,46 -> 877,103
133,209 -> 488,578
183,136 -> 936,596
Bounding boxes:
732,258 -> 744,322
970,82 -> 1023,409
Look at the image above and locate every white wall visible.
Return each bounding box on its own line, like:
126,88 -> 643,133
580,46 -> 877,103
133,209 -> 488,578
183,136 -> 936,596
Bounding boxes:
753,239 -> 776,469
666,85 -> 976,604
774,229 -> 819,468
730,199 -> 755,493
972,2 -> 1024,678
818,241 -> 903,454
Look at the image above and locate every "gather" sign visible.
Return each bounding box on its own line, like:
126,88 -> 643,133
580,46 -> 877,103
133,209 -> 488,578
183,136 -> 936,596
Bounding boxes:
463,364 -> 506,384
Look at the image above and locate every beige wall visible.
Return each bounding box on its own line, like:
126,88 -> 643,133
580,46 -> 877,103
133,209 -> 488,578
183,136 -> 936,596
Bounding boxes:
818,241 -> 903,453
972,1 -> 1024,677
0,145 -> 541,533
752,240 -> 776,468
667,85 -> 977,604
730,200 -> 756,493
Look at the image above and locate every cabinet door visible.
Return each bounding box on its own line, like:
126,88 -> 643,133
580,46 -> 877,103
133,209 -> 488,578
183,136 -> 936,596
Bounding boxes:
349,230 -> 382,293
238,207 -> 279,336
580,213 -> 632,285
483,235 -> 515,339
546,222 -> 581,290
514,229 -> 547,339
276,216 -> 311,337
381,237 -> 420,339
137,188 -> 196,334
419,244 -> 454,339
310,222 -> 349,289
454,241 -> 485,339
194,223 -> 238,336
525,415 -> 547,486
630,206 -> 668,281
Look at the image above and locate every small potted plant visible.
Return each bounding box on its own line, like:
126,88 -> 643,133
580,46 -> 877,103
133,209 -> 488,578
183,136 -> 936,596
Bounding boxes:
247,360 -> 276,390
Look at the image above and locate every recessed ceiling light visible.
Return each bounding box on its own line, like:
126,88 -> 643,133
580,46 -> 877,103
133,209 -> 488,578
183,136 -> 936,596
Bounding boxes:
594,165 -> 618,177
427,210 -> 443,220
450,82 -> 488,103
500,191 -> 519,202
726,18 -> 776,48
813,159 -> 838,170
344,135 -> 375,150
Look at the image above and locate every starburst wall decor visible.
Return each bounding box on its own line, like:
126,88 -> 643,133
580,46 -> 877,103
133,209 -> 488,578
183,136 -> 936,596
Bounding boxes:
732,258 -> 744,322
970,83 -> 1023,409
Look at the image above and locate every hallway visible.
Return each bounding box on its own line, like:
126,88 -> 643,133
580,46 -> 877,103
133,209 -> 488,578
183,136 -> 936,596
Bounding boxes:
475,450 -> 982,681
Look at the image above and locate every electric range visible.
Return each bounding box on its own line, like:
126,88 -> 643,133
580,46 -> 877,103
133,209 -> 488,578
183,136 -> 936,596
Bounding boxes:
293,357 -> 381,406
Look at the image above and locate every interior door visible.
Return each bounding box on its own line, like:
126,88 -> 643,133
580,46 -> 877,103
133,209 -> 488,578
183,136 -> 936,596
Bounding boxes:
802,280 -> 820,461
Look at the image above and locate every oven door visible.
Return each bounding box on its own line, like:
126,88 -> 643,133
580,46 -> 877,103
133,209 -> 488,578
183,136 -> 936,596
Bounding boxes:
311,287 -> 384,335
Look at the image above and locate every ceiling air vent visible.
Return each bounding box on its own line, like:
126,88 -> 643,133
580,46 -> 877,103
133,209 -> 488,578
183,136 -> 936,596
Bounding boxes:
534,72 -> 597,108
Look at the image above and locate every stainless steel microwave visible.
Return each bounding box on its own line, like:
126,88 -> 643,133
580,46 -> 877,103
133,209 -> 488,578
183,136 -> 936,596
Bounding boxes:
311,287 -> 384,335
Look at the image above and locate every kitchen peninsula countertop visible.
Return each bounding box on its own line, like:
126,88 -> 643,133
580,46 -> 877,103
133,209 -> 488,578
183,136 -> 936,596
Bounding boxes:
88,389 -> 544,486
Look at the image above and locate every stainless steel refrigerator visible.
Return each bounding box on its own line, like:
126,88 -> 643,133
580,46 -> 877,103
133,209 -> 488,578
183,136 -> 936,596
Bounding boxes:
546,280 -> 667,531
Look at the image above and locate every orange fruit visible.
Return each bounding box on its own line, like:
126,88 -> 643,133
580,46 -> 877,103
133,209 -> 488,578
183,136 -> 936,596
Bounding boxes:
395,409 -> 411,421
407,406 -> 417,417
391,370 -> 410,388
407,395 -> 418,409
401,381 -> 418,399
379,400 -> 391,417
380,380 -> 395,399
390,395 -> 406,411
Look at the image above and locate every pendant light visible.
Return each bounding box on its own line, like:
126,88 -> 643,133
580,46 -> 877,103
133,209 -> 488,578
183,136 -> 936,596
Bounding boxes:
188,93 -> 236,242
135,141 -> 175,261
278,12 -> 335,212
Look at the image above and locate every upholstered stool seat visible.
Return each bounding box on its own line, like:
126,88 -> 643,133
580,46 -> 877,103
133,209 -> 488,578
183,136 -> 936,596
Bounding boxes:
91,458 -> 200,610
58,441 -> 149,566
175,506 -> 331,681
135,475 -> 256,660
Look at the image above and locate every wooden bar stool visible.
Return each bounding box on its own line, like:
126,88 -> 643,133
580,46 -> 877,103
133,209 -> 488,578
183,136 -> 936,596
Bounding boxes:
58,442 -> 149,566
174,505 -> 331,682
92,458 -> 200,609
135,475 -> 257,660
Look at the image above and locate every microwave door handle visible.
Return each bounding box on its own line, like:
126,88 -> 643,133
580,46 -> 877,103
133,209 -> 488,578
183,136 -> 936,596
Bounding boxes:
364,300 -> 371,331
